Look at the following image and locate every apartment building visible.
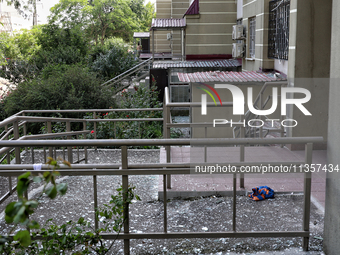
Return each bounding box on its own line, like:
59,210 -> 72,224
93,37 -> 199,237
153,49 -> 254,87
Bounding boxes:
236,0 -> 332,149
154,0 -> 237,59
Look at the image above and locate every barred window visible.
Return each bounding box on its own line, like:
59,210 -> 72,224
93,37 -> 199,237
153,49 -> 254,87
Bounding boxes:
268,0 -> 290,60
249,17 -> 256,59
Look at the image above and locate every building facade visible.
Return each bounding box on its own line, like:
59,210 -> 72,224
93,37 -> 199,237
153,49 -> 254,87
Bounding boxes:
155,0 -> 237,59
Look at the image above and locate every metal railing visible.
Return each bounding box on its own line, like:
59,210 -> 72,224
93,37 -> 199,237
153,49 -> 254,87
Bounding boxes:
0,137 -> 323,254
233,81 -> 288,139
101,57 -> 153,94
0,108 -> 163,203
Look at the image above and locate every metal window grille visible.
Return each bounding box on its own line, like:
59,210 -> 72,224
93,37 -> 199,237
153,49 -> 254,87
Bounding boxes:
249,17 -> 256,59
268,0 -> 290,60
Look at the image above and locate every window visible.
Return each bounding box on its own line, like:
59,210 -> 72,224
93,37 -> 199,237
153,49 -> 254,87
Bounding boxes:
268,0 -> 290,60
249,17 -> 256,59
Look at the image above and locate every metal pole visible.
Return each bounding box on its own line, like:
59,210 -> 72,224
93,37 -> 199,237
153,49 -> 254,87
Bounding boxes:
233,173 -> 237,231
66,121 -> 73,164
47,121 -> 53,158
240,116 -> 245,188
166,104 -> 171,189
31,147 -> 34,164
121,146 -> 130,255
22,112 -> 27,151
152,29 -> 155,60
43,147 -> 46,163
5,125 -> 12,194
83,121 -> 88,164
13,121 -> 20,164
93,112 -> 97,150
163,174 -> 167,232
302,143 -> 313,251
204,127 -> 207,163
93,175 -> 98,231
259,93 -> 263,138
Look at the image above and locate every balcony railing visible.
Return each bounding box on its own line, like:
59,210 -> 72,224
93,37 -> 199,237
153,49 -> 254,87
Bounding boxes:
0,137 -> 323,254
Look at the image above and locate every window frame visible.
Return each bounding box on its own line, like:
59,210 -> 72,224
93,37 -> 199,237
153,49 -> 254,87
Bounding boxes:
248,16 -> 256,59
268,0 -> 290,60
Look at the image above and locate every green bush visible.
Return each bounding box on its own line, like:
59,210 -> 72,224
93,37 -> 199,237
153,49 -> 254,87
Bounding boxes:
2,65 -> 115,117
90,42 -> 137,80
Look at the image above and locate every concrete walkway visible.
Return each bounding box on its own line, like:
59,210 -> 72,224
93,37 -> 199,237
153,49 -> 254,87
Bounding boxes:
159,146 -> 327,210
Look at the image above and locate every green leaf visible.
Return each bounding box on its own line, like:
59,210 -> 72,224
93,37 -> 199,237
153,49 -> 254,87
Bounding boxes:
45,185 -> 57,199
28,220 -> 40,229
18,172 -> 31,180
13,206 -> 26,223
14,230 -> 31,247
17,179 -> 29,197
33,176 -> 43,183
77,217 -> 84,224
43,171 -> 51,179
57,183 -> 68,195
85,231 -> 94,237
5,202 -> 16,216
25,200 -> 39,208
5,215 -> 13,224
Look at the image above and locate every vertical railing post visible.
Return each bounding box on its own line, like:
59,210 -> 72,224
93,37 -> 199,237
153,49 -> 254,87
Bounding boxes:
83,121 -> 88,164
121,146 -> 130,255
204,126 -> 208,162
31,147 -> 34,164
5,125 -> 12,194
13,121 -> 21,164
163,98 -> 171,189
239,117 -> 245,189
47,121 -> 53,158
66,121 -> 73,164
163,173 -> 167,233
232,173 -> 237,231
93,112 -> 97,150
259,93 -> 263,138
22,112 -> 27,151
303,142 -> 313,251
93,175 -> 98,231
166,104 -> 171,189
152,29 -> 155,60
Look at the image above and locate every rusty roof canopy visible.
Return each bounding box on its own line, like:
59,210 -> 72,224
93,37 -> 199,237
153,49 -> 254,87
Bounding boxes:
133,32 -> 150,38
177,71 -> 286,83
153,59 -> 241,69
150,18 -> 186,30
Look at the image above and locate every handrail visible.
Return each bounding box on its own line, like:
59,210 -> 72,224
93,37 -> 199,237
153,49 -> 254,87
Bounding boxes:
0,108 -> 163,129
101,57 -> 152,87
0,137 -> 324,147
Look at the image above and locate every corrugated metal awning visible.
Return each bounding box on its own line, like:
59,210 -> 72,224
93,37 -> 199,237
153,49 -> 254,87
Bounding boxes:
153,59 -> 241,69
177,71 -> 285,83
151,18 -> 186,29
184,0 -> 199,16
133,32 -> 150,38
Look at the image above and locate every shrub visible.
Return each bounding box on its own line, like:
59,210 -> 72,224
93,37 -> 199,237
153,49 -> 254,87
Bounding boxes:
90,40 -> 137,80
2,65 -> 116,117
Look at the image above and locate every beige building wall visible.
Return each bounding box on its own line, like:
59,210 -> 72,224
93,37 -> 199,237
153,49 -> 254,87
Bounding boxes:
242,0 -> 274,71
185,0 -> 237,57
324,0 -> 340,252
155,0 -> 172,53
155,0 -> 237,57
285,0 -> 331,150
171,0 -> 190,55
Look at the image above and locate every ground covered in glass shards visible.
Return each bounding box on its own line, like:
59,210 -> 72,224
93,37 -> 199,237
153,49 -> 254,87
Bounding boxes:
0,149 -> 324,254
